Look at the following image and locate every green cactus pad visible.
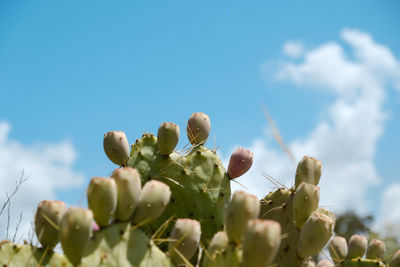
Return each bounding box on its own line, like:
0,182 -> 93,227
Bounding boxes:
81,222 -> 173,267
0,240 -> 71,267
127,133 -> 231,244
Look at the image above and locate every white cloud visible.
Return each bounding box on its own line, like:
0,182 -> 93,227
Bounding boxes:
283,41 -> 304,58
380,184 -> 400,228
0,122 -> 84,242
231,29 -> 400,216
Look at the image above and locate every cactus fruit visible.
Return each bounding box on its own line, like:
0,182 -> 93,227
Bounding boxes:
227,147 -> 254,179
329,236 -> 348,263
103,131 -> 130,166
132,180 -> 171,226
366,239 -> 385,260
348,234 -> 368,259
186,112 -> 211,145
206,231 -> 229,256
242,219 -> 282,267
295,156 -> 322,188
390,250 -> 400,267
157,122 -> 180,155
298,210 -> 335,258
168,218 -> 201,265
60,207 -> 93,265
225,191 -> 260,244
111,167 -> 142,221
293,182 -> 320,228
87,177 -> 117,227
34,200 -> 66,249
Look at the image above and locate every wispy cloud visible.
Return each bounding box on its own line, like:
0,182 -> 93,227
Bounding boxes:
231,29 -> 400,219
283,41 -> 304,59
0,122 -> 84,241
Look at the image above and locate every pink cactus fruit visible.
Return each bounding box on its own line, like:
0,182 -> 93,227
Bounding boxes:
186,112 -> 211,145
227,147 -> 254,179
92,221 -> 100,232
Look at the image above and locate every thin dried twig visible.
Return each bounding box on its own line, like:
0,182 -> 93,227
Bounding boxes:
262,104 -> 296,164
0,170 -> 30,216
1,170 -> 29,241
12,211 -> 23,242
6,194 -> 11,240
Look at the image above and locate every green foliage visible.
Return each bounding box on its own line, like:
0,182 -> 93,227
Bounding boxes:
334,211 -> 373,241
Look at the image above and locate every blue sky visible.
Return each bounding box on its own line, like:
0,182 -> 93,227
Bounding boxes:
0,1 -> 399,240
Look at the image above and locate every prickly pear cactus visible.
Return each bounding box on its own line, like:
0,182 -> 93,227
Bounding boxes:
4,111 -> 397,267
260,156 -> 336,266
0,112 -> 259,267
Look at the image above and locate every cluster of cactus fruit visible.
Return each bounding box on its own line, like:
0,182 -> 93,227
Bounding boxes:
1,112 -> 400,267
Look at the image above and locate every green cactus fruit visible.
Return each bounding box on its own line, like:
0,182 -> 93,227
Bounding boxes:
157,122 -> 180,155
206,231 -> 229,256
227,148 -> 254,179
203,241 -> 241,267
242,219 -> 281,267
390,250 -> 400,267
35,200 -> 66,249
329,236 -> 348,263
168,218 -> 201,265
295,156 -> 322,189
298,210 -> 335,258
104,131 -> 130,166
203,231 -> 231,267
87,177 -> 117,227
112,167 -> 142,221
366,239 -> 385,260
316,260 -> 334,267
293,182 -> 320,228
132,180 -> 171,226
225,191 -> 260,244
348,235 -> 367,259
60,207 -> 93,265
187,112 -> 211,145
